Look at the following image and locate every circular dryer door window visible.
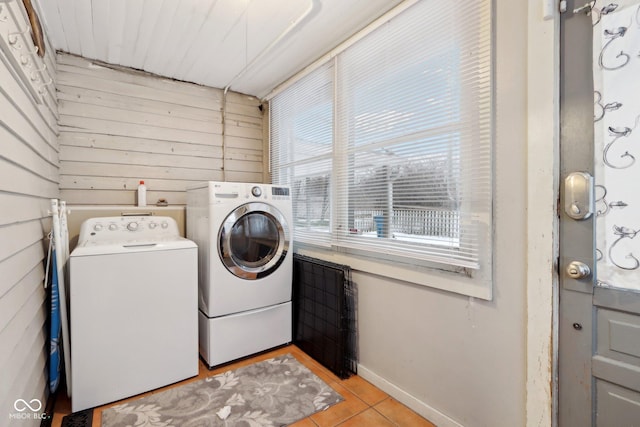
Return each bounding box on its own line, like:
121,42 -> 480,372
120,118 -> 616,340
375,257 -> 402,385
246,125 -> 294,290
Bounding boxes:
219,202 -> 289,279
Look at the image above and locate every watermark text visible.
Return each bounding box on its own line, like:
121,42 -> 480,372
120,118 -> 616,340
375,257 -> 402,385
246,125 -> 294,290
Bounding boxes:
8,399 -> 48,421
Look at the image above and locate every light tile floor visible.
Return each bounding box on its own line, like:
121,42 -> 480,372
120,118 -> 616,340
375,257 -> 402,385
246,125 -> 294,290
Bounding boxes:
52,344 -> 436,427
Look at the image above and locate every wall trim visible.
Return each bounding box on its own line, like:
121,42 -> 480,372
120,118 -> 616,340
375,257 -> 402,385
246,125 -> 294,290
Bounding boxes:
525,1 -> 560,426
357,364 -> 464,427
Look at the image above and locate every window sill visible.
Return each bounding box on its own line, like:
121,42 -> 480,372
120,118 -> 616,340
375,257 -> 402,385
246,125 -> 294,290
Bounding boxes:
294,242 -> 492,300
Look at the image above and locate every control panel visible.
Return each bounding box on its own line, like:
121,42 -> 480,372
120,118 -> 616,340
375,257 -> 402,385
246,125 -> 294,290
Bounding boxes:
270,185 -> 290,201
78,216 -> 180,244
212,183 -> 291,202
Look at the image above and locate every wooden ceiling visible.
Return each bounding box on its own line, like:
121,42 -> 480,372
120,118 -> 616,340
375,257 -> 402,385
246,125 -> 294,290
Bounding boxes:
32,0 -> 403,98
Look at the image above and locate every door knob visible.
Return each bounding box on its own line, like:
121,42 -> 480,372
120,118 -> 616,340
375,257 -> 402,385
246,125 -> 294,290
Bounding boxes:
566,261 -> 591,279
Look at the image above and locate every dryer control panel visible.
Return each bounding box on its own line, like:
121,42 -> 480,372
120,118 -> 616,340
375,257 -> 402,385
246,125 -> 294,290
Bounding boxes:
270,186 -> 290,201
209,182 -> 291,203
78,216 -> 180,244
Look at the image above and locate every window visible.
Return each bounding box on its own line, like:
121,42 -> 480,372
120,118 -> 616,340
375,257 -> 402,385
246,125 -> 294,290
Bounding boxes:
270,62 -> 334,246
270,0 -> 492,284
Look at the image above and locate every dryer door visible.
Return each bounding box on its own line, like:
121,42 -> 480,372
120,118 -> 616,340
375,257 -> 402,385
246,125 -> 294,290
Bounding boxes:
219,202 -> 289,279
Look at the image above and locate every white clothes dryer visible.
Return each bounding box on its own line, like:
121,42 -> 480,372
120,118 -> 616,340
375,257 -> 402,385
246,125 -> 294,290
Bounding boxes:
187,182 -> 292,367
69,216 -> 198,412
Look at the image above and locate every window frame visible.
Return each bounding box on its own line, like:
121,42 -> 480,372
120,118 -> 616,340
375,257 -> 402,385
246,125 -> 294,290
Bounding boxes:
268,0 -> 493,299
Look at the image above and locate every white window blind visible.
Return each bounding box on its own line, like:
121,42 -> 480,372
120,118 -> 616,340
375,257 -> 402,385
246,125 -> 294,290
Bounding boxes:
271,0 -> 492,271
270,62 -> 334,246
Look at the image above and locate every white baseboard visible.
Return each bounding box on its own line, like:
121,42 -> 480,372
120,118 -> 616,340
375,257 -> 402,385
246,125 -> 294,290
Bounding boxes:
357,364 -> 464,427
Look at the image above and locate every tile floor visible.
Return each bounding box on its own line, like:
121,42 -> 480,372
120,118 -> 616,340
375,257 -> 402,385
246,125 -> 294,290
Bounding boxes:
51,344 -> 436,426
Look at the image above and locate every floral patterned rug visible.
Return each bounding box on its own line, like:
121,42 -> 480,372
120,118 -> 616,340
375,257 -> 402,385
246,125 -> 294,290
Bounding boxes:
101,354 -> 343,427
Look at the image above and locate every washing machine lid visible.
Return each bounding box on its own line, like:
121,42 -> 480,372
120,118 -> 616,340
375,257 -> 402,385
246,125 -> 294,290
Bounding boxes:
72,237 -> 196,257
218,202 -> 289,279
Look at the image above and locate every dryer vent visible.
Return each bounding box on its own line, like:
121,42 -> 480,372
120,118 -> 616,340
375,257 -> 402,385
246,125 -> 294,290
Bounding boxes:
292,254 -> 357,379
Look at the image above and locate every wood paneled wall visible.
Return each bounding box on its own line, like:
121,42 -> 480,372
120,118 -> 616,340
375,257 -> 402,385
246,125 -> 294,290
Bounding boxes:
0,1 -> 59,422
56,53 -> 265,206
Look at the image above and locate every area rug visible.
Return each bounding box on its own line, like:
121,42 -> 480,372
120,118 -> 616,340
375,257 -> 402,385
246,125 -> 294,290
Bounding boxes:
101,354 -> 343,427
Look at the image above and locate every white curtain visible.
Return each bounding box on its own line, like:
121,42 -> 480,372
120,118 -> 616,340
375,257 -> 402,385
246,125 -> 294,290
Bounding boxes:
592,0 -> 640,290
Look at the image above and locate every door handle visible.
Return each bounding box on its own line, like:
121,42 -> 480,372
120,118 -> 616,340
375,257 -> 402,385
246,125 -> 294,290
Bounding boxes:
566,261 -> 591,279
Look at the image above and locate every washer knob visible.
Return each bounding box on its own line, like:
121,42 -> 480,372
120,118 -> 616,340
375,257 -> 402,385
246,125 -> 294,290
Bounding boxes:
93,223 -> 103,231
251,186 -> 262,197
127,222 -> 139,231
108,223 -> 118,231
161,222 -> 168,229
148,222 -> 157,229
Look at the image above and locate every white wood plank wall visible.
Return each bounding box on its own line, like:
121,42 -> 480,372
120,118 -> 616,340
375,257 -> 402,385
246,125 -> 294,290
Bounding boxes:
56,53 -> 265,206
0,1 -> 59,424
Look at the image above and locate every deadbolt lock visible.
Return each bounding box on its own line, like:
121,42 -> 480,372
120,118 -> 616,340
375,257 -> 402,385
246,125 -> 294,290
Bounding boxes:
564,172 -> 594,220
566,261 -> 591,279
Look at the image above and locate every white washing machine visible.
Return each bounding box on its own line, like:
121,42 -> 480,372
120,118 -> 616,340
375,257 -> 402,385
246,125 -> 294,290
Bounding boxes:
187,181 -> 292,367
69,216 -> 198,412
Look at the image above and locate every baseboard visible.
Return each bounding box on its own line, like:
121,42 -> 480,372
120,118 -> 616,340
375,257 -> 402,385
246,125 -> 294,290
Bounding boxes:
357,364 -> 464,427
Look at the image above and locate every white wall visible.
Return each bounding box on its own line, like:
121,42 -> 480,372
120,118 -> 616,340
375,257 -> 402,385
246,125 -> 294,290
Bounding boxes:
354,1 -> 530,426
56,53 -> 265,206
0,1 -> 59,424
